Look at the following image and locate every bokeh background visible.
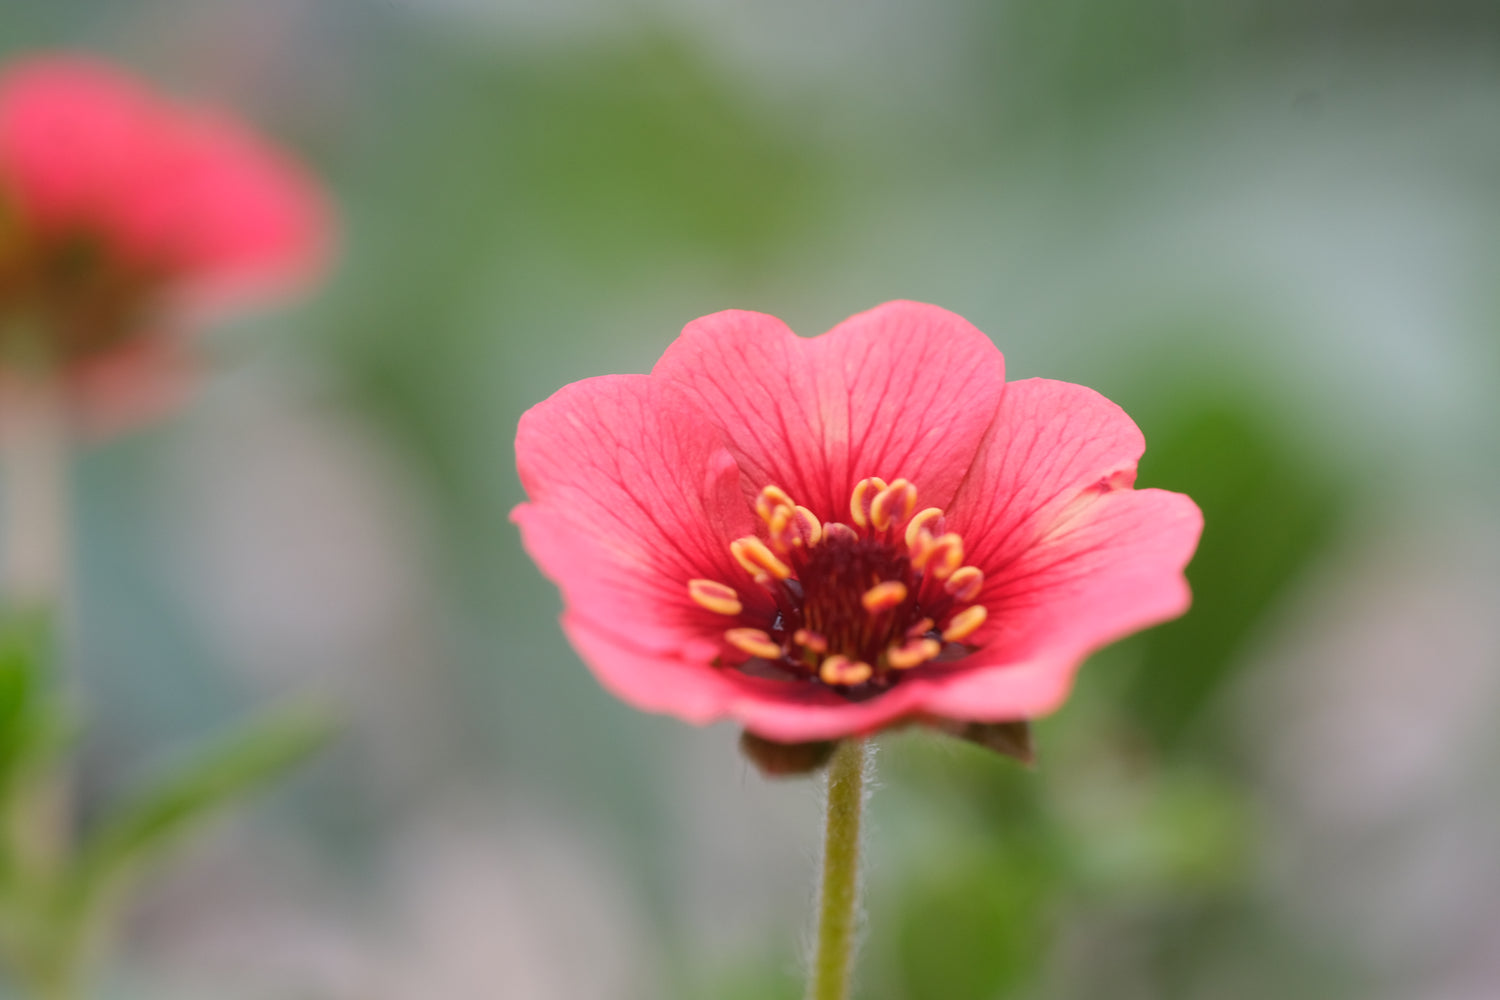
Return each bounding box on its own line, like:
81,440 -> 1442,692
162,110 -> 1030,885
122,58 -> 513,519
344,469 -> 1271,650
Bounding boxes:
4,1 -> 1500,997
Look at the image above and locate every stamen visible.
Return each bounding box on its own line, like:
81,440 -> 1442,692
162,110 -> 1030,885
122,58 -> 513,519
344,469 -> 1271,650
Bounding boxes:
767,506 -> 793,552
870,478 -> 918,531
905,617 -> 935,639
904,507 -> 943,549
793,628 -> 828,653
944,566 -> 984,603
730,536 -> 792,580
913,532 -> 964,580
942,605 -> 988,642
755,484 -> 795,522
819,655 -> 873,686
861,580 -> 908,614
687,579 -> 742,616
886,637 -> 941,669
769,504 -> 822,551
792,506 -> 823,547
849,477 -> 889,528
725,627 -> 783,659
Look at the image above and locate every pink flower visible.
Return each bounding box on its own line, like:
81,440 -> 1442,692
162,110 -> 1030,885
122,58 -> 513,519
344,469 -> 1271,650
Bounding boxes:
513,302 -> 1202,744
0,54 -> 328,429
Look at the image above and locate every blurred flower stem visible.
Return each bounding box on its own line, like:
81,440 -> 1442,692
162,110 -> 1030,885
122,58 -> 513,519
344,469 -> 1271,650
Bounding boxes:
0,379 -> 71,872
1,380 -> 69,612
809,739 -> 869,1000
0,380 -> 77,1000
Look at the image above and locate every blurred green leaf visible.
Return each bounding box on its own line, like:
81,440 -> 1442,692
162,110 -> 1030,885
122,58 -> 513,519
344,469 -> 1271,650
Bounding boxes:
1130,402 -> 1340,749
0,610 -> 50,769
0,609 -> 70,800
59,704 -> 336,922
891,845 -> 1056,1000
1061,768 -> 1251,899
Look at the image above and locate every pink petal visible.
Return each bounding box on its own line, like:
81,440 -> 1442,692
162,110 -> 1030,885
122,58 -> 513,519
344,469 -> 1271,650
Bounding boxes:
922,487 -> 1201,721
565,611 -> 936,742
0,57 -> 156,227
652,301 -> 1005,518
121,108 -> 328,303
513,374 -> 769,662
944,377 -> 1149,570
927,378 -> 1203,720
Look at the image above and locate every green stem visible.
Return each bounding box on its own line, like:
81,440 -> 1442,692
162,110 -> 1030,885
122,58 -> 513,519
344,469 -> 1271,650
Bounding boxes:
1,380 -> 69,611
0,381 -> 78,1000
808,739 -> 869,1000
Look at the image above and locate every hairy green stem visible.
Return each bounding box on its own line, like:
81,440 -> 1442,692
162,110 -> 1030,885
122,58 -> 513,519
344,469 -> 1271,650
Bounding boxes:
808,739 -> 869,1000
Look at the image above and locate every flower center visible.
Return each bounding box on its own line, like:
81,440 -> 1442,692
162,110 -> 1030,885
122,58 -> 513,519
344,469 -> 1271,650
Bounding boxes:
688,479 -> 988,692
0,203 -> 164,367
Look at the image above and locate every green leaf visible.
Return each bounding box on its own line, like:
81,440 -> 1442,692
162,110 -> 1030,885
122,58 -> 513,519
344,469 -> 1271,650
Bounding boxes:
1129,401 -> 1339,749
0,607 -> 53,722
0,608 -> 67,792
58,704 -> 336,922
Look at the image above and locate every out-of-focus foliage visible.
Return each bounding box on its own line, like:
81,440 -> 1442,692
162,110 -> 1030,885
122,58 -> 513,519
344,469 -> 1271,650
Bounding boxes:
0,609 -> 330,999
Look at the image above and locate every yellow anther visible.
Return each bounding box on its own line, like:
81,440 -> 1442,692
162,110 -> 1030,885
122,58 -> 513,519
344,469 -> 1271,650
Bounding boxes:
769,504 -> 822,551
819,655 -> 873,686
941,605 -> 988,643
913,532 -> 964,580
887,637 -> 942,670
755,484 -> 796,523
725,627 -> 783,660
861,580 -> 908,614
905,617 -> 935,639
730,536 -> 792,580
793,628 -> 828,653
791,506 -> 822,547
944,566 -> 984,603
870,478 -> 918,532
767,505 -> 794,553
687,579 -> 742,616
849,477 -> 890,528
904,507 -> 943,550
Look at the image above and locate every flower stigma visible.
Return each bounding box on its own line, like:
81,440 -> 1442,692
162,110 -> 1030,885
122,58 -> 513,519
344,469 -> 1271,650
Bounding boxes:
687,479 -> 990,696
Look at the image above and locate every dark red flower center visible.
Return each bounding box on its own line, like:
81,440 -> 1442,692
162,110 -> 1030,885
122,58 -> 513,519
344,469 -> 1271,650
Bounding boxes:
0,199 -> 165,368
689,480 -> 988,695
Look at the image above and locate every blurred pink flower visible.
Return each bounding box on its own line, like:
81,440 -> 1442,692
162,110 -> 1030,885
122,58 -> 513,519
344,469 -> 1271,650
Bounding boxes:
0,54 -> 328,429
514,302 -> 1202,743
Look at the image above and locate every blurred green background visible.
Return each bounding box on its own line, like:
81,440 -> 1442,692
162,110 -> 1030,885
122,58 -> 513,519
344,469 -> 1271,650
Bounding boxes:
4,0 -> 1500,997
